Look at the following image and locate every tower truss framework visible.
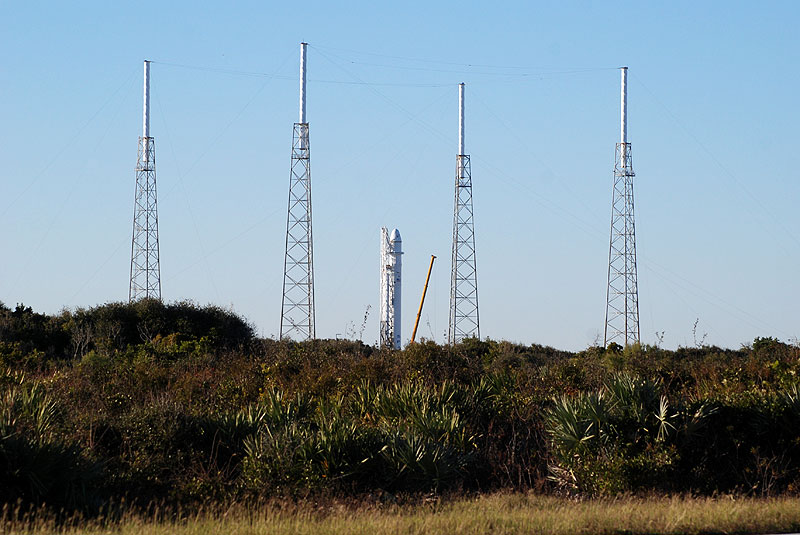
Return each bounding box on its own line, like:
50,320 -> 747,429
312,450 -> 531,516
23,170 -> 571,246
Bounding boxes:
129,60 -> 161,301
449,153 -> 480,343
604,67 -> 639,346
129,137 -> 161,300
280,122 -> 315,340
280,43 -> 315,341
604,143 -> 639,345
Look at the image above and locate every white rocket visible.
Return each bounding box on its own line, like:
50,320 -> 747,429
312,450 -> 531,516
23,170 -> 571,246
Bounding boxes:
380,227 -> 402,349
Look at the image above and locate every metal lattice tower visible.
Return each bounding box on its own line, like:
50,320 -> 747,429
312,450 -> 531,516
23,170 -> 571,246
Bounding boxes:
449,83 -> 480,343
280,43 -> 315,340
604,67 -> 640,346
129,60 -> 162,301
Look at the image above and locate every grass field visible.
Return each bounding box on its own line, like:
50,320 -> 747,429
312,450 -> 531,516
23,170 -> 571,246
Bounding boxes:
5,493 -> 800,535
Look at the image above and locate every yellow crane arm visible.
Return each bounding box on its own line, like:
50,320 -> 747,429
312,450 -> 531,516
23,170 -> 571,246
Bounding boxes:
410,255 -> 436,344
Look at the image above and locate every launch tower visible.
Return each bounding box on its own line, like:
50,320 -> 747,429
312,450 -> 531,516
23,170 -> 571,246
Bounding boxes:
604,67 -> 640,346
448,83 -> 480,343
129,60 -> 162,301
280,43 -> 316,340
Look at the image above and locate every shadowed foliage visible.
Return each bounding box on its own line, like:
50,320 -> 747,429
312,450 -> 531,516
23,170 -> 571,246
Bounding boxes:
0,303 -> 799,513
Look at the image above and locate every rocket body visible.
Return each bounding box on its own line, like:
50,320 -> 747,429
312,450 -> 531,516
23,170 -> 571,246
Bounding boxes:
379,228 -> 402,349
390,229 -> 402,349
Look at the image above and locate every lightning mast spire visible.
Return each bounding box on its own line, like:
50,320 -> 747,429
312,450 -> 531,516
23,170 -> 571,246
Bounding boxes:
448,82 -> 480,343
280,43 -> 315,340
604,67 -> 640,346
129,60 -> 162,301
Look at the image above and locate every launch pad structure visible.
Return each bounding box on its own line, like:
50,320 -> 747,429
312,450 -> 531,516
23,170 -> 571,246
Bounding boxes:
449,82 -> 480,344
118,49 -> 646,348
280,43 -> 316,341
129,60 -> 162,302
604,67 -> 640,346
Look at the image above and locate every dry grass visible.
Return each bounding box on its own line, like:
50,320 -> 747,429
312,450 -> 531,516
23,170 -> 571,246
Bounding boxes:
4,493 -> 800,535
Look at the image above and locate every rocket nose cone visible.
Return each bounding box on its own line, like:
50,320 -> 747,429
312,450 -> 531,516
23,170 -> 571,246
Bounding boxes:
390,229 -> 401,242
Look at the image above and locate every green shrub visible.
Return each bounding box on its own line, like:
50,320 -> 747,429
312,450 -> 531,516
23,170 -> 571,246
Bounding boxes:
544,373 -> 685,495
3,302 -> 800,505
239,396 -> 380,494
0,369 -> 102,510
0,304 -> 70,365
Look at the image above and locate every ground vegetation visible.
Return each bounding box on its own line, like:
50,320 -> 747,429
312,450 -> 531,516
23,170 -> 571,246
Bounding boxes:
1,300 -> 799,519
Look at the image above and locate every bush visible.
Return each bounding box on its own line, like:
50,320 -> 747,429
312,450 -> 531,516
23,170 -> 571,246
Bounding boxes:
0,304 -> 71,366
0,369 -> 102,510
545,373 -> 692,495
68,300 -> 255,359
3,303 -> 800,506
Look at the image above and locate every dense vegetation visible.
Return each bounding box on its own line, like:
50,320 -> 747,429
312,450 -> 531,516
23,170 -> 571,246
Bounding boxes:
1,300 -> 799,515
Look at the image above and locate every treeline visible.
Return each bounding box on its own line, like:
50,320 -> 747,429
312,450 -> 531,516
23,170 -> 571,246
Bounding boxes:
0,300 -> 253,364
1,300 -> 799,513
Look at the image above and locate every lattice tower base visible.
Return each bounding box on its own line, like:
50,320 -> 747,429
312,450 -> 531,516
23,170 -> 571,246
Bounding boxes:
129,136 -> 161,301
280,123 -> 315,340
604,142 -> 639,346
449,154 -> 480,343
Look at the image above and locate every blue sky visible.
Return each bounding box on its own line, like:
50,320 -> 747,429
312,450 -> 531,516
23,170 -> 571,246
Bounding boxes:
1,1 -> 798,350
